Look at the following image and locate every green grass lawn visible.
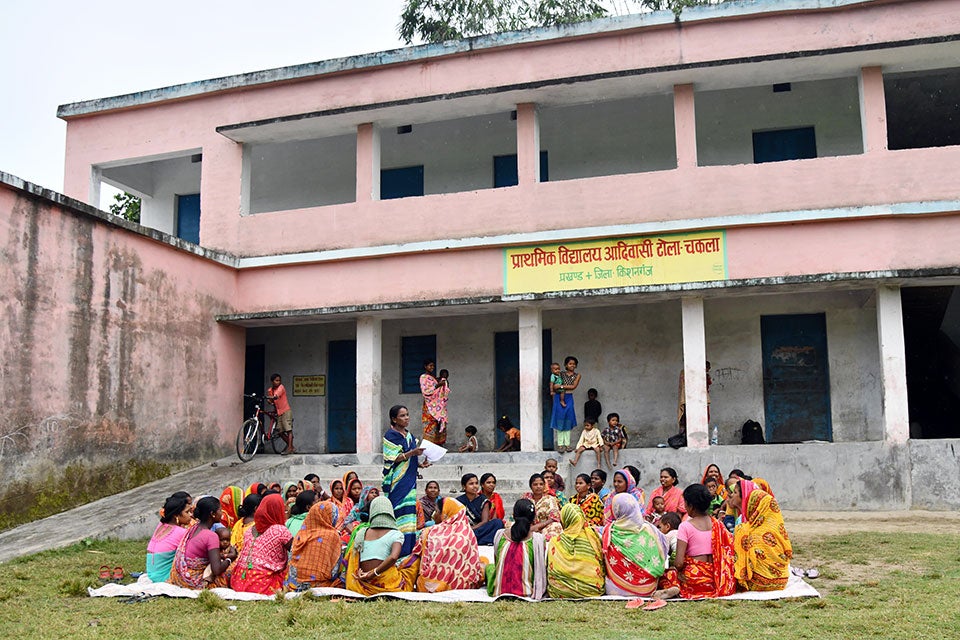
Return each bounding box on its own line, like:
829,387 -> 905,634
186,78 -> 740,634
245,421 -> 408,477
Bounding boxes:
1,532 -> 958,639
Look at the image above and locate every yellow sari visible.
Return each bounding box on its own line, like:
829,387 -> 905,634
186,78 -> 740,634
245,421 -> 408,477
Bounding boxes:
733,481 -> 792,591
546,503 -> 605,598
344,525 -> 420,596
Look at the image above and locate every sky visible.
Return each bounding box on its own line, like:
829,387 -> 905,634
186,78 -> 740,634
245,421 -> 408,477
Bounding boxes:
0,0 -> 408,193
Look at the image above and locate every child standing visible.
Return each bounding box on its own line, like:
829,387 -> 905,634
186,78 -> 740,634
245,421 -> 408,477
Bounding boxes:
549,356 -> 581,453
583,388 -> 602,425
458,425 -> 479,453
549,363 -> 566,408
601,412 -> 628,469
569,418 -> 603,467
267,373 -> 296,455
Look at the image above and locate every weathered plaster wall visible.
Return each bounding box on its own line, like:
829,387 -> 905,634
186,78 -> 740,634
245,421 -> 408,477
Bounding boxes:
0,181 -> 243,495
909,439 -> 960,510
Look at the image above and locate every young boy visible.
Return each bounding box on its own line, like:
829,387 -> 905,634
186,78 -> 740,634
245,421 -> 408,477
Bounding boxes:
590,469 -> 610,500
646,495 -> 667,526
704,476 -> 725,518
458,425 -> 479,452
495,416 -> 521,452
658,511 -> 682,560
543,458 -> 566,492
601,412 -> 628,469
569,418 -> 603,467
583,388 -> 602,425
267,373 -> 296,455
549,363 -> 566,407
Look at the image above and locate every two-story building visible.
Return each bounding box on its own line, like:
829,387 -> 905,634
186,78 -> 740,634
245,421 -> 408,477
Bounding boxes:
24,0 -> 960,508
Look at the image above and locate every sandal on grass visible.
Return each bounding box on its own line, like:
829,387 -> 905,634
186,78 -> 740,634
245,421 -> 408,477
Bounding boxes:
98,565 -> 111,583
112,566 -> 125,583
642,599 -> 668,611
805,568 -> 820,579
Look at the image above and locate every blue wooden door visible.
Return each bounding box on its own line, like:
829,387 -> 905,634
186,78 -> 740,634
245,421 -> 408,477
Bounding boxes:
761,314 -> 832,443
493,330 -> 553,449
753,127 -> 817,164
176,193 -> 201,244
327,340 -> 357,453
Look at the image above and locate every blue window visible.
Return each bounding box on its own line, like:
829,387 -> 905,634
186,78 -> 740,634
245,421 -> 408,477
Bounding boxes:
401,335 -> 436,394
176,193 -> 201,244
493,151 -> 549,187
752,127 -> 817,164
381,165 -> 424,200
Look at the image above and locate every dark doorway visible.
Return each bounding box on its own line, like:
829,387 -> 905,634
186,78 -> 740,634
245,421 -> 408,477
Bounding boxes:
176,193 -> 201,244
493,330 -> 553,449
761,314 -> 832,443
753,127 -> 817,164
902,286 -> 960,438
243,344 -> 265,419
327,340 -> 357,453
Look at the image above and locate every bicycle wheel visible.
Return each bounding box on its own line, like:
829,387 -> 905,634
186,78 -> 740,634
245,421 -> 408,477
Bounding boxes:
237,418 -> 261,462
269,428 -> 288,455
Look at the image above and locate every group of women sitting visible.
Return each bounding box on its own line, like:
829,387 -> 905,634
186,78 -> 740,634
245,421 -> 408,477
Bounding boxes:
142,462 -> 792,600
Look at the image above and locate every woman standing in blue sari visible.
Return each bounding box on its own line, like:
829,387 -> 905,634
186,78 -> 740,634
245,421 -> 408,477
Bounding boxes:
381,405 -> 428,556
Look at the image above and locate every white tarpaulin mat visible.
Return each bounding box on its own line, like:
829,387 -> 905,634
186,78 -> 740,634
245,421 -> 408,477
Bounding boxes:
89,572 -> 819,603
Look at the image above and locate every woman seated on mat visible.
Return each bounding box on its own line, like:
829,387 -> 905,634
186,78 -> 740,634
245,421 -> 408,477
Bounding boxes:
416,497 -> 485,593
541,469 -> 568,507
486,499 -> 547,600
646,467 -> 687,519
145,493 -> 193,582
286,500 -> 344,590
345,496 -> 419,595
601,493 -> 669,597
726,478 -> 793,591
569,473 -> 605,527
231,493 -> 261,553
522,473 -> 563,539
286,490 -> 318,535
546,503 -> 606,598
654,484 -> 736,600
480,473 -> 506,521
169,496 -> 237,589
416,480 -> 441,529
603,468 -> 646,525
456,473 -> 505,545
231,493 -> 293,595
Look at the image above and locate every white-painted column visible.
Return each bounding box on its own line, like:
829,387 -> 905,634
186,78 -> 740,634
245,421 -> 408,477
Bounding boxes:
877,286 -> 910,443
355,316 -> 383,455
518,306 -> 543,452
682,297 -> 709,449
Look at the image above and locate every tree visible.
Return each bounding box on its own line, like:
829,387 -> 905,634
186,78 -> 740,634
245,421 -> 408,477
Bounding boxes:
109,192 -> 141,224
399,0 -> 722,44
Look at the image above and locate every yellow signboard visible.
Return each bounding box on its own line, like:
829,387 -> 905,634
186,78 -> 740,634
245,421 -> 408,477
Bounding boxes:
293,375 -> 326,396
504,231 -> 726,295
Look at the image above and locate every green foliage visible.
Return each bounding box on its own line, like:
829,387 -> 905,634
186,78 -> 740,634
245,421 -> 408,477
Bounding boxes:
399,0 -> 725,44
109,191 -> 141,224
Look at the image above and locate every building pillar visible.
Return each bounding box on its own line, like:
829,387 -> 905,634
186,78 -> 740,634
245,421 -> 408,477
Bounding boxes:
877,286 -> 910,443
90,166 -> 102,210
515,103 -> 541,186
859,66 -> 888,154
682,296 -> 709,449
518,306 -> 544,452
355,316 -> 383,455
356,123 -> 381,202
673,84 -> 698,169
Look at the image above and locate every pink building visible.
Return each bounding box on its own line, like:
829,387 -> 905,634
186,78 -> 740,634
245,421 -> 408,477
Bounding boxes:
4,0 -> 959,510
